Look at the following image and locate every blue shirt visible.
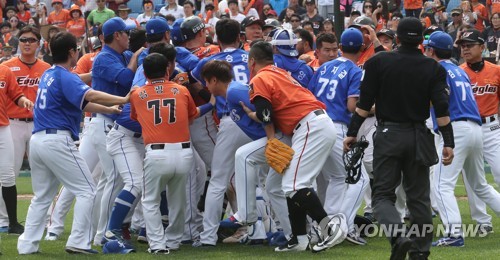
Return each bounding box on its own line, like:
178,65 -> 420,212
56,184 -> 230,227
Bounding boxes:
274,54 -> 314,88
138,46 -> 199,71
192,48 -> 250,119
431,60 -> 481,129
33,65 -> 91,141
227,81 -> 266,140
308,57 -> 362,125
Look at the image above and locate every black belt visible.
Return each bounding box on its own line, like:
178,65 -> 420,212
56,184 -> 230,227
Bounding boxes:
377,120 -> 424,127
10,118 -> 33,122
151,143 -> 191,150
294,109 -> 325,131
481,115 -> 496,124
113,124 -> 142,138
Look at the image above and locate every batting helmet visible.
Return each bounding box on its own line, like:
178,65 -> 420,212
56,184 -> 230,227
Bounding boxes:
263,18 -> 281,30
171,18 -> 185,46
180,16 -> 205,41
269,28 -> 300,57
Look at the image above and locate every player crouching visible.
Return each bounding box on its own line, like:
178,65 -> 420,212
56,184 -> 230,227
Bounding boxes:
129,52 -> 215,254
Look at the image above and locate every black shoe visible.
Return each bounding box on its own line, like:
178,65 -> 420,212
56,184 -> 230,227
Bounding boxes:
409,252 -> 429,260
8,222 -> 24,235
390,237 -> 412,260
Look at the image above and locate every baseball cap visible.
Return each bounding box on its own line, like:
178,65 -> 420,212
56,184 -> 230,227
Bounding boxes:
241,16 -> 264,34
103,241 -> 136,254
171,18 -> 185,45
349,16 -> 375,30
451,8 -> 463,15
423,25 -> 442,37
305,0 -> 315,5
340,28 -> 363,48
263,18 -> 281,29
267,10 -> 278,17
146,17 -> 170,36
102,17 -> 136,37
51,0 -> 62,5
425,31 -> 453,51
376,28 -> 395,39
396,17 -> 423,44
456,29 -> 485,44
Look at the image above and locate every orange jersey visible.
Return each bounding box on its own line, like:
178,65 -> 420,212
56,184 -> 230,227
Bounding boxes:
191,44 -> 220,59
0,65 -> 24,126
3,58 -> 51,119
130,79 -> 198,145
249,65 -> 326,136
461,61 -> 500,117
308,58 -> 320,71
48,9 -> 70,28
487,0 -> 500,15
17,11 -> 32,23
357,43 -> 376,68
66,18 -> 86,38
473,4 -> 488,32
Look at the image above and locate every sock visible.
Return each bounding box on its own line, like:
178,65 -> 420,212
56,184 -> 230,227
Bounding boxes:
108,190 -> 136,231
291,188 -> 327,224
286,197 -> 307,236
2,186 -> 18,225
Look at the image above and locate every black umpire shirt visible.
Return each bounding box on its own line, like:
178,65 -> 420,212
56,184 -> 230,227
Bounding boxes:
357,45 -> 450,122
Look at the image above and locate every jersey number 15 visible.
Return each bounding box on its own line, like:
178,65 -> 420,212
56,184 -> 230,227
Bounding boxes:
147,98 -> 176,125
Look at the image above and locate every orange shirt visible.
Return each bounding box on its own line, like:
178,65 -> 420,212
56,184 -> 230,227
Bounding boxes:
3,58 -> 51,119
376,17 -> 388,32
0,65 -> 24,126
308,58 -> 320,71
473,4 -> 488,32
66,18 -> 86,38
404,0 -> 423,10
74,51 -> 99,118
357,43 -> 376,68
243,42 -> 251,51
48,9 -> 70,28
191,44 -> 221,59
17,11 -> 32,23
248,65 -> 326,136
130,79 -> 198,145
461,61 -> 500,117
487,0 -> 500,15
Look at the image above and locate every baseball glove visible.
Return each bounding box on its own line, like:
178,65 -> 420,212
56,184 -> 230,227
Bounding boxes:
265,138 -> 294,175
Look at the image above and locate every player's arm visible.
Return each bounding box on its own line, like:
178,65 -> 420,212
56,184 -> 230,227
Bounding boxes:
83,102 -> 122,114
194,94 -> 216,120
361,25 -> 383,50
16,96 -> 33,110
242,95 -> 276,139
78,73 -> 92,84
84,89 -> 129,106
431,65 -> 454,165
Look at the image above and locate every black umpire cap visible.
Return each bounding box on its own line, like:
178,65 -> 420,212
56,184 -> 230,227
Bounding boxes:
396,17 -> 423,44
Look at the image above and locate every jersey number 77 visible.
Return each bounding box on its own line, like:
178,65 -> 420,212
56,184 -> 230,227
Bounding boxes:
147,98 -> 176,125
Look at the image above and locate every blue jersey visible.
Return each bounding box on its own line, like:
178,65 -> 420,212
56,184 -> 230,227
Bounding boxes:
138,46 -> 199,71
33,65 -> 91,141
226,81 -> 266,140
192,48 -> 250,118
308,57 -> 362,125
431,60 -> 481,129
274,54 -> 314,88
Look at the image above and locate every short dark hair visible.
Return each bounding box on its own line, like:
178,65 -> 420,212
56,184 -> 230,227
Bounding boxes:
143,53 -> 168,79
301,21 -> 313,28
183,1 -> 194,7
149,42 -> 177,64
18,25 -> 42,40
51,32 -> 77,63
295,29 -> 314,49
434,48 -> 452,59
316,33 -> 337,50
249,40 -> 274,65
129,28 -> 146,52
164,14 -> 176,22
290,14 -> 301,21
104,34 -> 114,44
216,19 -> 240,45
200,60 -> 233,83
0,22 -> 11,29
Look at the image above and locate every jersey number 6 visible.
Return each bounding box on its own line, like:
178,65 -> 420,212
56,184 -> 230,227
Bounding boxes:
147,98 -> 176,125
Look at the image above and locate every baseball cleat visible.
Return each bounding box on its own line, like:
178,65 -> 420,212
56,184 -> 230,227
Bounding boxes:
8,222 -> 24,235
432,236 -> 464,247
219,215 -> 243,229
346,232 -> 367,246
137,227 -> 148,244
192,240 -> 216,248
390,237 -> 412,260
0,226 -> 8,233
44,232 -> 60,241
65,246 -> 99,254
147,248 -> 170,255
478,224 -> 493,236
274,235 -> 309,252
312,213 -> 348,253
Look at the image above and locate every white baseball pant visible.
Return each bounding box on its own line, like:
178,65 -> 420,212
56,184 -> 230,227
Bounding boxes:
190,113 -> 217,168
0,125 -> 15,228
182,148 -> 206,241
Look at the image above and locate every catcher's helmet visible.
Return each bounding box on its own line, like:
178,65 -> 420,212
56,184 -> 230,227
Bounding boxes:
269,28 -> 299,57
171,18 -> 185,46
180,16 -> 205,41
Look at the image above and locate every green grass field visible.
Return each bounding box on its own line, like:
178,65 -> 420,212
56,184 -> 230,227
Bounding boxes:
2,175 -> 500,259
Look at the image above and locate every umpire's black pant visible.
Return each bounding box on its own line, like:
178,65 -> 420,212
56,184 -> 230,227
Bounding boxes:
372,122 -> 433,256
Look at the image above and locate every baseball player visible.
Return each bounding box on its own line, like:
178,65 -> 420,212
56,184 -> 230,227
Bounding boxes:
424,31 -> 500,247
0,25 -> 50,234
17,32 -> 128,255
0,65 -> 32,236
307,33 -> 339,71
245,41 -> 345,252
129,53 -> 215,254
200,60 -> 293,244
87,17 -> 142,245
240,16 -> 264,51
191,18 -> 254,247
307,28 -> 368,245
268,28 -> 314,88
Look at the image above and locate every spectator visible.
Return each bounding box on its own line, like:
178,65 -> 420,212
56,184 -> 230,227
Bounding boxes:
282,5 -> 297,24
137,0 -> 156,27
482,12 -> 500,55
4,6 -> 17,20
322,18 -> 334,34
261,3 -> 274,20
266,9 -> 278,19
361,0 -> 374,17
84,0 -> 98,17
447,8 -> 463,33
40,25 -> 63,64
9,16 -> 24,38
278,0 -> 305,21
471,0 -> 488,32
159,0 -> 185,19
0,43 -> 14,63
203,3 -> 219,41
376,28 -> 395,50
87,0 -> 115,28
33,2 -> 48,26
0,22 -> 18,53
66,4 -> 85,38
240,0 -> 259,18
16,0 -> 31,23
106,0 -> 130,12
387,11 -> 402,30
347,10 -> 362,27
404,0 -> 422,17
228,0 -> 245,23
461,0 -> 477,27
487,0 -> 500,19
164,14 -> 176,25
285,13 -> 301,30
302,20 -> 315,36
47,0 -> 69,28
117,4 -> 140,28
183,1 -> 195,18
218,0 -> 229,13
371,0 -> 389,31
301,0 -> 325,35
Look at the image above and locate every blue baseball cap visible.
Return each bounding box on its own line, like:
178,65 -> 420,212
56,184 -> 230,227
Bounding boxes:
340,28 -> 363,48
103,17 -> 136,37
146,17 -> 170,36
171,18 -> 185,46
103,240 -> 136,254
426,31 -> 453,51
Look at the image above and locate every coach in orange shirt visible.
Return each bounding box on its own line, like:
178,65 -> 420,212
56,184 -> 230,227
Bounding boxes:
47,0 -> 69,28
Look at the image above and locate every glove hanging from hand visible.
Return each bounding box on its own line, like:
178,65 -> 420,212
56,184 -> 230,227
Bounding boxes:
265,138 -> 294,175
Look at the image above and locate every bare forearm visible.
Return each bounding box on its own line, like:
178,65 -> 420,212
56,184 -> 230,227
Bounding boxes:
78,73 -> 92,84
436,116 -> 451,127
83,102 -> 117,113
264,123 -> 276,140
354,107 -> 370,118
84,89 -> 127,106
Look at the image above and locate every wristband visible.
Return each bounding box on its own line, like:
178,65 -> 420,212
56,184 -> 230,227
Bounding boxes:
438,122 -> 455,148
346,111 -> 366,137
199,103 -> 214,116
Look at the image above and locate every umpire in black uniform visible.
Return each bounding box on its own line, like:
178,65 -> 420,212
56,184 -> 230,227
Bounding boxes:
343,17 -> 455,260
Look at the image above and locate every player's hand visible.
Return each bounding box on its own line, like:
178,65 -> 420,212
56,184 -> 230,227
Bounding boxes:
240,101 -> 261,122
108,105 -> 122,114
343,136 -> 357,153
298,54 -> 312,63
132,47 -> 146,58
361,25 -> 377,42
18,97 -> 34,111
122,91 -> 131,104
441,147 -> 454,166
